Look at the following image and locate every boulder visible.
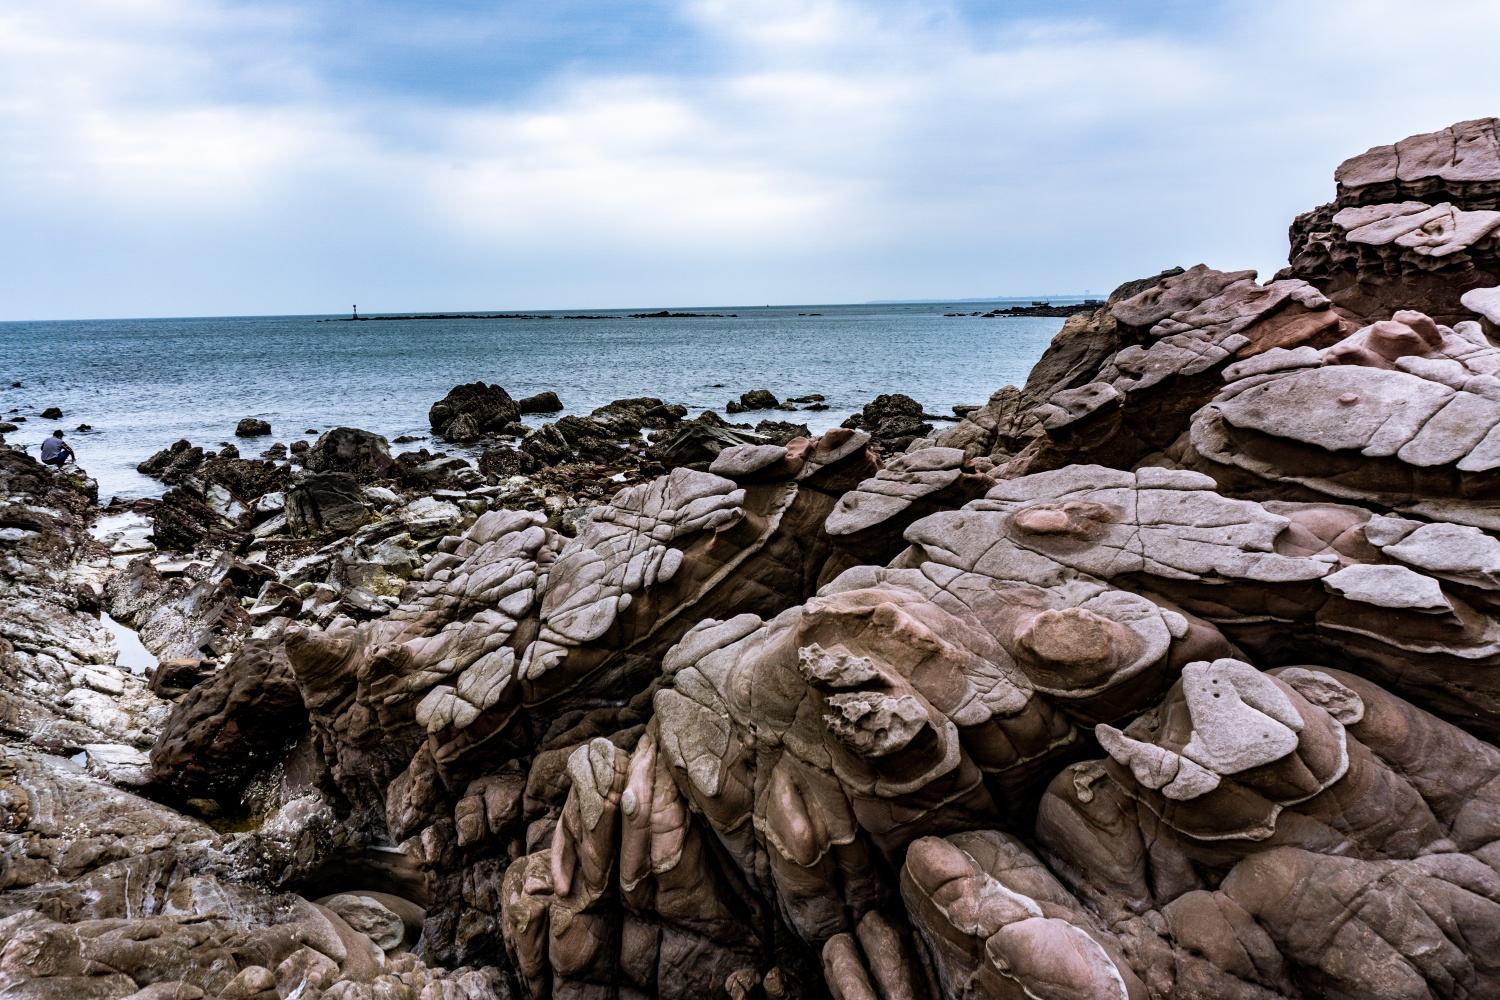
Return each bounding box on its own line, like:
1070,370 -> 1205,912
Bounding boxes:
193,455 -> 288,508
591,396 -> 685,433
234,417 -> 271,437
753,418 -> 811,445
726,388 -> 779,413
149,657 -> 215,699
521,416 -> 624,466
391,450 -> 485,492
399,496 -> 464,538
842,392 -> 932,449
646,422 -> 766,470
518,390 -> 564,414
149,639 -> 307,800
428,382 -> 520,440
302,426 -> 396,480
137,439 -> 205,483
150,486 -> 243,552
318,894 -> 405,951
478,442 -> 534,479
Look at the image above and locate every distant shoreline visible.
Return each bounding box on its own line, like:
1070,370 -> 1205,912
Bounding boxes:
945,300 -> 1104,318
318,310 -> 738,323
6,297 -> 1095,324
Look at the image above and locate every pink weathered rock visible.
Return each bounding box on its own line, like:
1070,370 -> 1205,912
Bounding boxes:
20,120 -> 1500,1000
1034,665 -> 1500,998
1463,283 -> 1500,326
927,265 -> 1345,478
1289,119 -> 1500,323
1335,118 -> 1500,205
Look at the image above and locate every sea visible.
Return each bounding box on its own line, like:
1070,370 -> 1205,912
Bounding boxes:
0,301 -> 1075,501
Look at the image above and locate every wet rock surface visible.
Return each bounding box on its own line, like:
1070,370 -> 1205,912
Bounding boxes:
9,120 -> 1500,999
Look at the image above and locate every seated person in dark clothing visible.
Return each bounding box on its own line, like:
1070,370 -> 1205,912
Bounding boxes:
39,430 -> 75,467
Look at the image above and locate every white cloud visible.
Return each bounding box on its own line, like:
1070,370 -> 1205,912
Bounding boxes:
4,0 -> 1500,317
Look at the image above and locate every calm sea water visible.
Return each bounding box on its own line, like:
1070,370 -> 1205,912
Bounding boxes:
0,302 -> 1069,501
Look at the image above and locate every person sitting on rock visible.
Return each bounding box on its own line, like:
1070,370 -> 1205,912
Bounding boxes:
39,429 -> 75,468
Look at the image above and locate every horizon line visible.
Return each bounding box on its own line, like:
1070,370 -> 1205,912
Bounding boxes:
0,294 -> 1098,325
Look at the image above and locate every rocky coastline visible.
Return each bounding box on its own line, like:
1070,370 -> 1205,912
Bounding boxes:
7,119 -> 1500,999
944,299 -> 1105,318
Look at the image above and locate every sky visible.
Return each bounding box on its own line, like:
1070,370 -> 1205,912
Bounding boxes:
3,1 -> 1500,320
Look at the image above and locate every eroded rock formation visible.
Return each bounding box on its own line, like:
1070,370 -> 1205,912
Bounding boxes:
1285,117 -> 1500,324
9,120 -> 1500,1000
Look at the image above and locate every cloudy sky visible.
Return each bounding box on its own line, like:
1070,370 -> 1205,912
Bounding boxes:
3,0 -> 1499,319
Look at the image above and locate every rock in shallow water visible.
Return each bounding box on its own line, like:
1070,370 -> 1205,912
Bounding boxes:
234,417 -> 271,437
429,382 -> 521,441
517,390 -> 563,414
